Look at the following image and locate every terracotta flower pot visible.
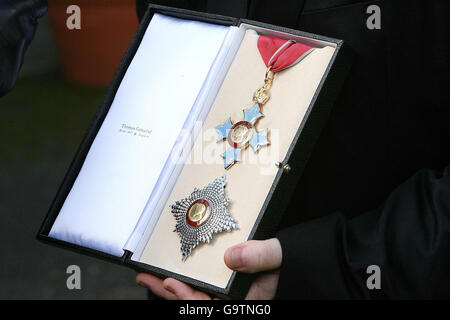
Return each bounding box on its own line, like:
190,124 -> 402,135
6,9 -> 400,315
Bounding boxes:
48,0 -> 139,86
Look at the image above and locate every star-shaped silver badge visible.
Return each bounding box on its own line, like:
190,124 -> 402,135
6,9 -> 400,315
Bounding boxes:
171,175 -> 238,261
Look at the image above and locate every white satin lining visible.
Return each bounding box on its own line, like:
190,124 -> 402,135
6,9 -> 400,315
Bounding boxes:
49,14 -> 232,256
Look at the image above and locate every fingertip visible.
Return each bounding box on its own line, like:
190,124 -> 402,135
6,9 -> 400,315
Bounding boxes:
162,278 -> 179,295
163,278 -> 211,300
137,274 -> 178,300
225,239 -> 282,274
224,246 -> 233,268
136,272 -> 156,288
224,243 -> 246,271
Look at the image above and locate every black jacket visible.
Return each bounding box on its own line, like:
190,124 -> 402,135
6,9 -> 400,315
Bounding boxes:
137,0 -> 450,299
0,0 -> 47,97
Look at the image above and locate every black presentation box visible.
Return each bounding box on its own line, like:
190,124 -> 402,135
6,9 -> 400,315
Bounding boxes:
38,4 -> 352,299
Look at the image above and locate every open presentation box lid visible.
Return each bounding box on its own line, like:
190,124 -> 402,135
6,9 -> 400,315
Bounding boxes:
37,4 -> 352,299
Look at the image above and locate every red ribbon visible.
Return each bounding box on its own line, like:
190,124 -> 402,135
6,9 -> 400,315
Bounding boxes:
257,35 -> 315,73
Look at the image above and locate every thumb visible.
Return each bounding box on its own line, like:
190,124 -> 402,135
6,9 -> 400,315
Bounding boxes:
224,238 -> 282,273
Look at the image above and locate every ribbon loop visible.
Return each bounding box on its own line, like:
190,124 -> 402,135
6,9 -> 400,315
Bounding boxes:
257,36 -> 315,73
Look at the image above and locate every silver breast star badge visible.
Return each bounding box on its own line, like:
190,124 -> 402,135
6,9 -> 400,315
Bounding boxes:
171,175 -> 238,261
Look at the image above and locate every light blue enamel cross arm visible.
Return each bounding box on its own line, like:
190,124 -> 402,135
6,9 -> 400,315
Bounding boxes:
244,104 -> 264,125
222,147 -> 240,169
249,129 -> 269,152
215,119 -> 233,141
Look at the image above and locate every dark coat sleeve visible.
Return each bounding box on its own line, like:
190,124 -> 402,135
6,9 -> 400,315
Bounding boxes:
275,165 -> 450,299
0,0 -> 47,97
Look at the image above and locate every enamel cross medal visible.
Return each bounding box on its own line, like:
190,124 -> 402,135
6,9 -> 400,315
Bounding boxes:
172,35 -> 315,261
216,68 -> 273,169
216,37 -> 315,169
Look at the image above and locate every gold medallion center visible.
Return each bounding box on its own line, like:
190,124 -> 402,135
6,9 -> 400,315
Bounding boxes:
231,124 -> 251,144
188,202 -> 207,222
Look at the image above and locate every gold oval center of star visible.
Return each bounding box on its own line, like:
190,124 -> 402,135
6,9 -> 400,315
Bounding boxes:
188,202 -> 206,222
186,199 -> 211,227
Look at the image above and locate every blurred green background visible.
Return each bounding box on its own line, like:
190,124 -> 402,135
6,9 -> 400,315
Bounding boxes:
0,16 -> 146,299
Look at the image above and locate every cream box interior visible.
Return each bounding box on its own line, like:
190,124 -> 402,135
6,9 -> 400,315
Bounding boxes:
47,12 -> 336,289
